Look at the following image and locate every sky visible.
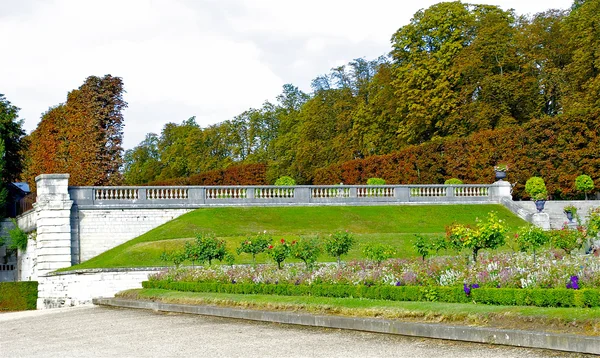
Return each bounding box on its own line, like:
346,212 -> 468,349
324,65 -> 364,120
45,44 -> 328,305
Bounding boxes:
1,0 -> 575,150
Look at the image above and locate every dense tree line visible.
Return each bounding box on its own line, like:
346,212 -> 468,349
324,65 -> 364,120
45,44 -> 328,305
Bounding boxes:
0,94 -> 26,214
122,1 -> 600,186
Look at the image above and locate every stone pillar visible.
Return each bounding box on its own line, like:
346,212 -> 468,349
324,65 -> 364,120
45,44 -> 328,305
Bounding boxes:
34,174 -> 73,277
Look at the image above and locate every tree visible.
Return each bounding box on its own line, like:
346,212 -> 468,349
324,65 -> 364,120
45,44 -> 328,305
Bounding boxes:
575,174 -> 594,199
123,133 -> 161,184
23,75 -> 127,188
0,94 -> 26,183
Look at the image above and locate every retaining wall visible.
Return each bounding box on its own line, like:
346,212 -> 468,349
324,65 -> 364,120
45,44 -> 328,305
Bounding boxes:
38,268 -> 161,309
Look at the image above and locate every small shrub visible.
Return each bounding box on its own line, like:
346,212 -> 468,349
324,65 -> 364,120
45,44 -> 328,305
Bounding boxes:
291,237 -> 322,269
267,238 -> 291,269
366,178 -> 386,185
525,177 -> 547,201
444,178 -> 463,185
237,232 -> 272,264
363,243 -> 396,265
324,231 -> 356,266
8,219 -> 29,252
575,175 -> 594,200
274,176 -> 296,186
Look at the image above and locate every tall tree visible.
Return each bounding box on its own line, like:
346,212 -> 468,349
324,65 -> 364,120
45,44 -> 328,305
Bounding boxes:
0,94 -> 26,183
23,75 -> 127,188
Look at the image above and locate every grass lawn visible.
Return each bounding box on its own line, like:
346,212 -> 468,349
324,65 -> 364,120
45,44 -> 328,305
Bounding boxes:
69,205 -> 526,269
117,288 -> 600,336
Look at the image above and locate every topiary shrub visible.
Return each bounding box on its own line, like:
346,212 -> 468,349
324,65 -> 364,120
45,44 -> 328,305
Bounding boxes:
575,175 -> 594,200
274,176 -> 296,186
525,177 -> 547,201
366,178 -> 386,185
444,178 -> 463,185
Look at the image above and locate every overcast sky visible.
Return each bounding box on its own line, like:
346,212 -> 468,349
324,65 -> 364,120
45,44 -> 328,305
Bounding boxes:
1,0 -> 574,149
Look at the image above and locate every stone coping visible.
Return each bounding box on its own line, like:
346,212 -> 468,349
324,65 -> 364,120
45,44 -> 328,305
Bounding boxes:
94,298 -> 600,355
45,267 -> 167,276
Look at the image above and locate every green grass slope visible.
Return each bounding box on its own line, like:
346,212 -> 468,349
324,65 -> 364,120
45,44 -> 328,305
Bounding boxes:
70,205 -> 526,270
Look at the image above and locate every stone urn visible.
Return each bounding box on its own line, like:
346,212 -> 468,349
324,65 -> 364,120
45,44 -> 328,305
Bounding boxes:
495,170 -> 507,181
535,200 -> 546,213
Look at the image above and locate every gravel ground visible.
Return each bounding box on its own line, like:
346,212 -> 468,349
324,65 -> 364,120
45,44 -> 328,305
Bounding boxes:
0,305 -> 591,358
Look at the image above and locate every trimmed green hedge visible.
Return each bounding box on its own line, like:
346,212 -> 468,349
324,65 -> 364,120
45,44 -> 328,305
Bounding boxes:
0,281 -> 38,311
142,281 -> 600,308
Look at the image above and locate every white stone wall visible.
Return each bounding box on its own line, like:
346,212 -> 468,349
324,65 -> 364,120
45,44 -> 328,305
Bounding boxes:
37,269 -> 161,309
19,237 -> 38,281
509,200 -> 600,229
77,209 -> 191,262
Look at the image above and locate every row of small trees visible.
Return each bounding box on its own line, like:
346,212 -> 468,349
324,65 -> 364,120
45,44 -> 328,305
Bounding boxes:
162,230 -> 399,269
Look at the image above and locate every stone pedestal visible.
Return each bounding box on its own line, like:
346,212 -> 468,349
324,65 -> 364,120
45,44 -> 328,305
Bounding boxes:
34,174 -> 72,277
491,180 -> 512,200
531,212 -> 550,230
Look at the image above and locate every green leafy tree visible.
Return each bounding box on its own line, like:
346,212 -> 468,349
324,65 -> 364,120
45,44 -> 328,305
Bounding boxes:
267,238 -> 291,269
525,177 -> 548,201
515,225 -> 549,262
575,174 -> 594,200
363,243 -> 396,265
236,232 -> 271,264
0,94 -> 26,213
324,231 -> 355,266
274,176 -> 296,186
291,237 -> 321,269
447,211 -> 507,262
193,234 -> 229,265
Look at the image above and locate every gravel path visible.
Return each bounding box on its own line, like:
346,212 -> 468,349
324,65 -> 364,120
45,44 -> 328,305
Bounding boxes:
0,305 -> 589,358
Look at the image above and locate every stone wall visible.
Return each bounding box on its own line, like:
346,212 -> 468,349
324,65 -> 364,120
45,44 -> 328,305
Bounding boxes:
509,200 -> 600,229
38,268 -> 161,308
76,209 -> 191,262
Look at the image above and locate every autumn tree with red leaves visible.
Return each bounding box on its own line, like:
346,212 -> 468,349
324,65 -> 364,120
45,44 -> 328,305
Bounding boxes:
23,75 -> 127,189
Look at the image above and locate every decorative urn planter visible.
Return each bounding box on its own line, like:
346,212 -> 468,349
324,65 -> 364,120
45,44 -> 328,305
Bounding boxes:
565,211 -> 574,222
495,171 -> 507,181
535,200 -> 546,213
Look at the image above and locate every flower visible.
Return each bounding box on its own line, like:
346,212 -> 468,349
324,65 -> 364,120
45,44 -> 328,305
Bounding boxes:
463,283 -> 471,296
567,275 -> 579,290
281,238 -> 285,244
268,245 -> 274,249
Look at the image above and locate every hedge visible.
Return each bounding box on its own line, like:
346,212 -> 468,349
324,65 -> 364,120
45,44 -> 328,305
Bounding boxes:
142,280 -> 600,308
146,163 -> 267,186
0,281 -> 38,311
313,112 -> 600,200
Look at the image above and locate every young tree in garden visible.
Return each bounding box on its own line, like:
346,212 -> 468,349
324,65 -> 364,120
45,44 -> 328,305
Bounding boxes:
23,75 -> 127,188
575,175 -> 594,200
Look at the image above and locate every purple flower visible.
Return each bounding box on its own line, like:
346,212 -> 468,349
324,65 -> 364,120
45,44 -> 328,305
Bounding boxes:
464,283 -> 471,296
471,283 -> 480,289
231,279 -> 236,284
395,281 -> 401,286
567,276 -> 579,290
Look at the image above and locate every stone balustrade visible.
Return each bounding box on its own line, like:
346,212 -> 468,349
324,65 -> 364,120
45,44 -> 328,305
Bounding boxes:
68,183 -> 510,209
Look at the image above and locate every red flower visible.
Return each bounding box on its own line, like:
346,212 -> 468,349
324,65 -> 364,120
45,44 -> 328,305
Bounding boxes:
280,238 -> 285,244
268,245 -> 274,249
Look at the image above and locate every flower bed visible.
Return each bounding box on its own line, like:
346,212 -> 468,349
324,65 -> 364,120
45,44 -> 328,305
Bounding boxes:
150,252 -> 600,290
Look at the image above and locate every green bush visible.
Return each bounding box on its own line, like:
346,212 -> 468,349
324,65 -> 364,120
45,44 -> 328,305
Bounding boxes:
525,177 -> 547,201
8,219 -> 29,251
0,282 -> 38,311
516,225 -> 549,261
143,280 -> 600,308
549,226 -> 585,254
444,178 -> 463,185
366,178 -> 386,185
586,208 -> 600,238
274,176 -> 296,186
575,174 -> 594,199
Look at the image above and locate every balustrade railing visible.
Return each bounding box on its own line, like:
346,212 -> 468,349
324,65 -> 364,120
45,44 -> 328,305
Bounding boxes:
68,183 -> 501,208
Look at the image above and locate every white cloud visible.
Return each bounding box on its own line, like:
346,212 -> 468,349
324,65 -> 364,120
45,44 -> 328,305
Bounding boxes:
0,0 -> 574,149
